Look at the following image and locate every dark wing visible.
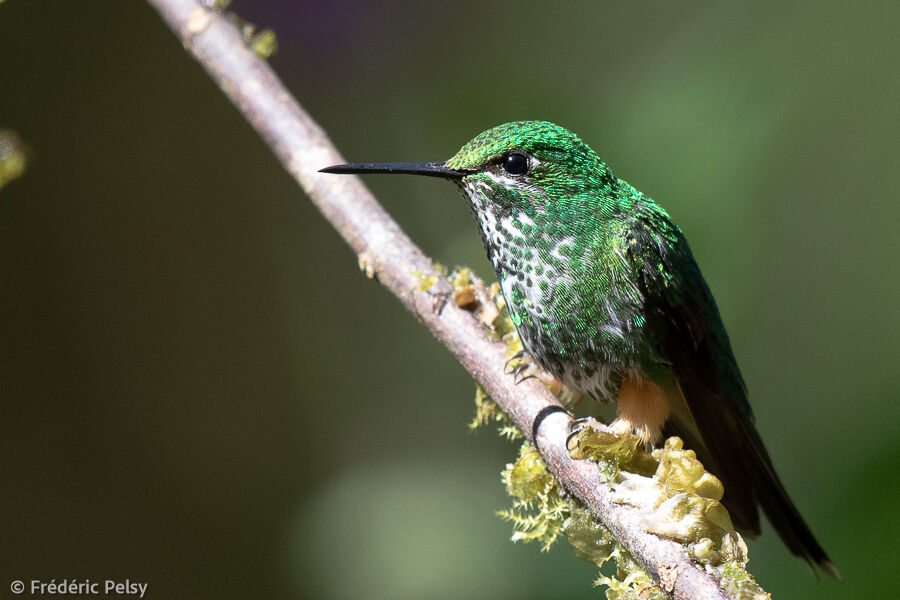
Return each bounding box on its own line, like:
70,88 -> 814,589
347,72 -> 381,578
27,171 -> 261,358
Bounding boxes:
625,212 -> 837,577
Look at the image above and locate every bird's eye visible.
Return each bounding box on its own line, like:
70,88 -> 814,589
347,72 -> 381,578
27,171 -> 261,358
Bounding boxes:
501,152 -> 529,176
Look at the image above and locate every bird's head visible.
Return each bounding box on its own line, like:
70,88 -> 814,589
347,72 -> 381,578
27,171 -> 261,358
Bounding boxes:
321,121 -> 623,233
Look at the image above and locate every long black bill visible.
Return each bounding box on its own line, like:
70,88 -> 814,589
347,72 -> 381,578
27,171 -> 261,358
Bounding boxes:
319,161 -> 468,180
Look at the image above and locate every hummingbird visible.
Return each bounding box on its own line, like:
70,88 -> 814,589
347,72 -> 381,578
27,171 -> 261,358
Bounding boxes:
321,120 -> 836,577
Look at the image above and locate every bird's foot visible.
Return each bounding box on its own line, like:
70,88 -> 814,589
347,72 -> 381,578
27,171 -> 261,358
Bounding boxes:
504,350 -> 527,374
509,361 -> 565,393
503,351 -> 538,384
566,416 -> 605,448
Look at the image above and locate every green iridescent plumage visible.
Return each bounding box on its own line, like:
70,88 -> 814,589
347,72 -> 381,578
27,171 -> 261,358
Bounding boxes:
322,120 -> 835,577
445,122 -> 712,404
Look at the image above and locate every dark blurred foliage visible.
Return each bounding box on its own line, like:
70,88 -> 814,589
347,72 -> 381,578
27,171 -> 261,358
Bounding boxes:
1,1 -> 898,598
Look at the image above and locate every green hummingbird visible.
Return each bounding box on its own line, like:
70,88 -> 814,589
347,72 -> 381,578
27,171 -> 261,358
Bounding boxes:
321,120 -> 836,576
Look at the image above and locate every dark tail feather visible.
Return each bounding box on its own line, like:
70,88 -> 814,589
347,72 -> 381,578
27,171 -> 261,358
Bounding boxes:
736,418 -> 841,579
673,401 -> 839,579
633,220 -> 838,576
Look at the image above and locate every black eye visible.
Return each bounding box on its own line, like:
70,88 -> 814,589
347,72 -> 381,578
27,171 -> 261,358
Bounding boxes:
501,152 -> 529,176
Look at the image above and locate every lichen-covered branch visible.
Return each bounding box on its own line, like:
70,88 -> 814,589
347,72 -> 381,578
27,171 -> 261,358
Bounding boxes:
147,1 -> 756,598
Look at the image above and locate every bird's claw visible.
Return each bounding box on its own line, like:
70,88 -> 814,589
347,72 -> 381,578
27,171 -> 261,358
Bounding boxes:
504,351 -> 527,374
514,372 -> 539,385
570,416 -> 596,429
567,416 -> 604,448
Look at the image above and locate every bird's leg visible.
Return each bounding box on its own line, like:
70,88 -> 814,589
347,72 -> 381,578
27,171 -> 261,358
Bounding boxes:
609,371 -> 670,446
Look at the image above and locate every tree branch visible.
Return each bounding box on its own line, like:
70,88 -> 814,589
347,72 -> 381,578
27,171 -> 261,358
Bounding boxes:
147,1 -> 735,598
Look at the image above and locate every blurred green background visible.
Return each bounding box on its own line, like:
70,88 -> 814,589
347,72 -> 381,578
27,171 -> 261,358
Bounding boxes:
2,1 -> 898,598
